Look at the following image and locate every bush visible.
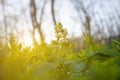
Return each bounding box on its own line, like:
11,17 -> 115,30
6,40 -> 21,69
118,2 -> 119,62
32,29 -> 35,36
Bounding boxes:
0,23 -> 120,80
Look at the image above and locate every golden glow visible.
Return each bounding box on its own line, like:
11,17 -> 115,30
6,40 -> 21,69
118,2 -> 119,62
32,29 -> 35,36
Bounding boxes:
23,35 -> 33,47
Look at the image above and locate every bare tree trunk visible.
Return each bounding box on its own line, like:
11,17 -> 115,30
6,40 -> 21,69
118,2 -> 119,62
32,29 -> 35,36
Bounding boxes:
1,0 -> 7,34
1,0 -> 7,45
72,0 -> 91,36
81,5 -> 91,36
30,0 -> 37,43
85,16 -> 91,36
30,0 -> 45,43
51,0 -> 56,25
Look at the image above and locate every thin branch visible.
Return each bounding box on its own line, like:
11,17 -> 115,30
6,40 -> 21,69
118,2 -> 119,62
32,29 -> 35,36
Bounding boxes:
51,0 -> 56,25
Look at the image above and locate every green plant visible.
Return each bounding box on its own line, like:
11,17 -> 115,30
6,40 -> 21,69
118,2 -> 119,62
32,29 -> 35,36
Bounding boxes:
0,23 -> 120,80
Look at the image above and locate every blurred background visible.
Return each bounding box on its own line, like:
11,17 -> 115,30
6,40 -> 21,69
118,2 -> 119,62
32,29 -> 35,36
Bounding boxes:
0,0 -> 120,49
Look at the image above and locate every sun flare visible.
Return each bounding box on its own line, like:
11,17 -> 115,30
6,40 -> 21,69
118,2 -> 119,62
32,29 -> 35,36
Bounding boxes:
23,35 -> 33,47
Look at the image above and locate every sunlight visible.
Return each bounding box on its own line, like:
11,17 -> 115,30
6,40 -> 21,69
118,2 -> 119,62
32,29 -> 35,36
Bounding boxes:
23,34 -> 33,47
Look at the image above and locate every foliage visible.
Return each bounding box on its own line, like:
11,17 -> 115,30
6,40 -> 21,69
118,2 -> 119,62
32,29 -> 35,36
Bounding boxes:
0,23 -> 120,80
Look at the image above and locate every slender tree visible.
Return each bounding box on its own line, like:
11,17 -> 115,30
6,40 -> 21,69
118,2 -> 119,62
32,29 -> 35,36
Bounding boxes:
0,0 -> 7,34
71,0 -> 91,36
30,0 -> 46,43
0,0 -> 8,45
51,0 -> 56,25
